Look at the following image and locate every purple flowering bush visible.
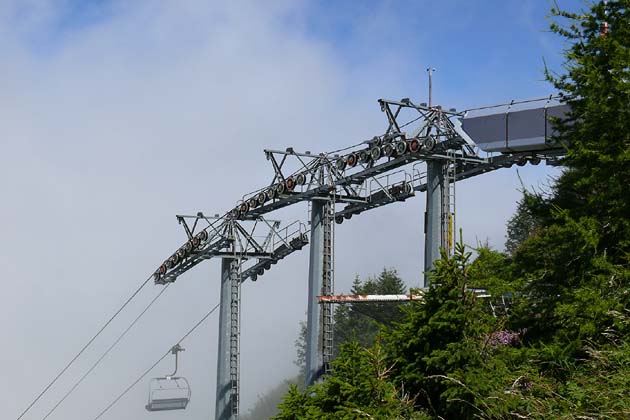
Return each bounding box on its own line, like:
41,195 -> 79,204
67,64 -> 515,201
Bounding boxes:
487,330 -> 520,347
487,328 -> 527,347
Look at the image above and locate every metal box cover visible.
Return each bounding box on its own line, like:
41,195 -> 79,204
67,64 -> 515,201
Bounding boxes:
461,104 -> 569,153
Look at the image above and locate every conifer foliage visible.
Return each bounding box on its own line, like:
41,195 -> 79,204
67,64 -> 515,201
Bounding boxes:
547,0 -> 630,263
275,2 -> 630,418
333,269 -> 407,355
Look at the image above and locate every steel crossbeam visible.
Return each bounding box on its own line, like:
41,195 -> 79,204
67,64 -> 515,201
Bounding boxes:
154,215 -> 307,285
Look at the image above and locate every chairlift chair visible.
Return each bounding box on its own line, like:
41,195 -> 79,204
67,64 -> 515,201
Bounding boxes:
146,345 -> 191,412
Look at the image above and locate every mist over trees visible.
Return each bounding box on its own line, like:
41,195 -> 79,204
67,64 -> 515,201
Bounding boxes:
272,1 -> 630,418
240,378 -> 300,420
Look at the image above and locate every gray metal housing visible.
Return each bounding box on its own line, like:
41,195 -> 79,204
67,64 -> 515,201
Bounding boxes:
462,104 -> 569,152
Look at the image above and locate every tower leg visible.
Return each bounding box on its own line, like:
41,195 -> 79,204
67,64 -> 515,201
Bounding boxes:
305,200 -> 325,387
216,258 -> 239,420
424,161 -> 446,287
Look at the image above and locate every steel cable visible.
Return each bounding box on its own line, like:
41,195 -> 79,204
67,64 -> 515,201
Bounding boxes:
398,114 -> 424,129
327,141 -> 366,155
326,114 -> 425,157
92,301 -> 222,420
462,95 -> 564,113
17,275 -> 154,420
41,284 -> 170,420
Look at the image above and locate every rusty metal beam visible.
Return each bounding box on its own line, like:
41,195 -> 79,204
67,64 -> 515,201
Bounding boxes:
317,293 -> 424,304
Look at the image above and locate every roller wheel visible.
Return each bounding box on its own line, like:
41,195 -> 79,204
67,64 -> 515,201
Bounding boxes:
257,192 -> 267,206
382,143 -> 395,157
423,136 -> 436,152
358,149 -> 370,164
370,146 -> 382,161
286,177 -> 296,191
395,141 -> 407,155
347,153 -> 358,167
408,138 -> 421,153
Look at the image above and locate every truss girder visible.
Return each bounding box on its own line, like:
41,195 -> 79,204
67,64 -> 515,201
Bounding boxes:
153,98 -> 565,286
154,217 -> 307,284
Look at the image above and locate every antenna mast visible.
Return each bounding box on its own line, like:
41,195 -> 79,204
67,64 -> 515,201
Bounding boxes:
426,67 -> 436,106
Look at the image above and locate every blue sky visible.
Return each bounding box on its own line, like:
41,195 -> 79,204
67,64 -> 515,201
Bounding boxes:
297,0 -> 584,107
11,0 -> 583,104
2,1 -> 588,419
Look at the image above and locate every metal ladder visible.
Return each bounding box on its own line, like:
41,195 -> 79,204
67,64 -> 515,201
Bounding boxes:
321,199 -> 335,375
229,260 -> 240,417
442,150 -> 457,255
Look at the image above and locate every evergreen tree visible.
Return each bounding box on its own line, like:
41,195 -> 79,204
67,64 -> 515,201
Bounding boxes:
294,269 -> 407,373
333,269 -> 407,355
384,240 -> 497,418
293,321 -> 308,378
468,246 -> 512,294
275,340 -> 430,420
504,192 -> 540,255
510,0 -> 630,345
545,0 -> 630,264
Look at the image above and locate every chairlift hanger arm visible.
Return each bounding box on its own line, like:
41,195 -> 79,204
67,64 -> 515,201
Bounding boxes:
167,345 -> 184,378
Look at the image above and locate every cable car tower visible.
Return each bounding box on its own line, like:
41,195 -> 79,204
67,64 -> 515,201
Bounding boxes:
147,70 -> 567,419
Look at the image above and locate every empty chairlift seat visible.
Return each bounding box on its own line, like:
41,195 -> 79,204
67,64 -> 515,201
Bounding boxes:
146,344 -> 190,412
146,376 -> 191,411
